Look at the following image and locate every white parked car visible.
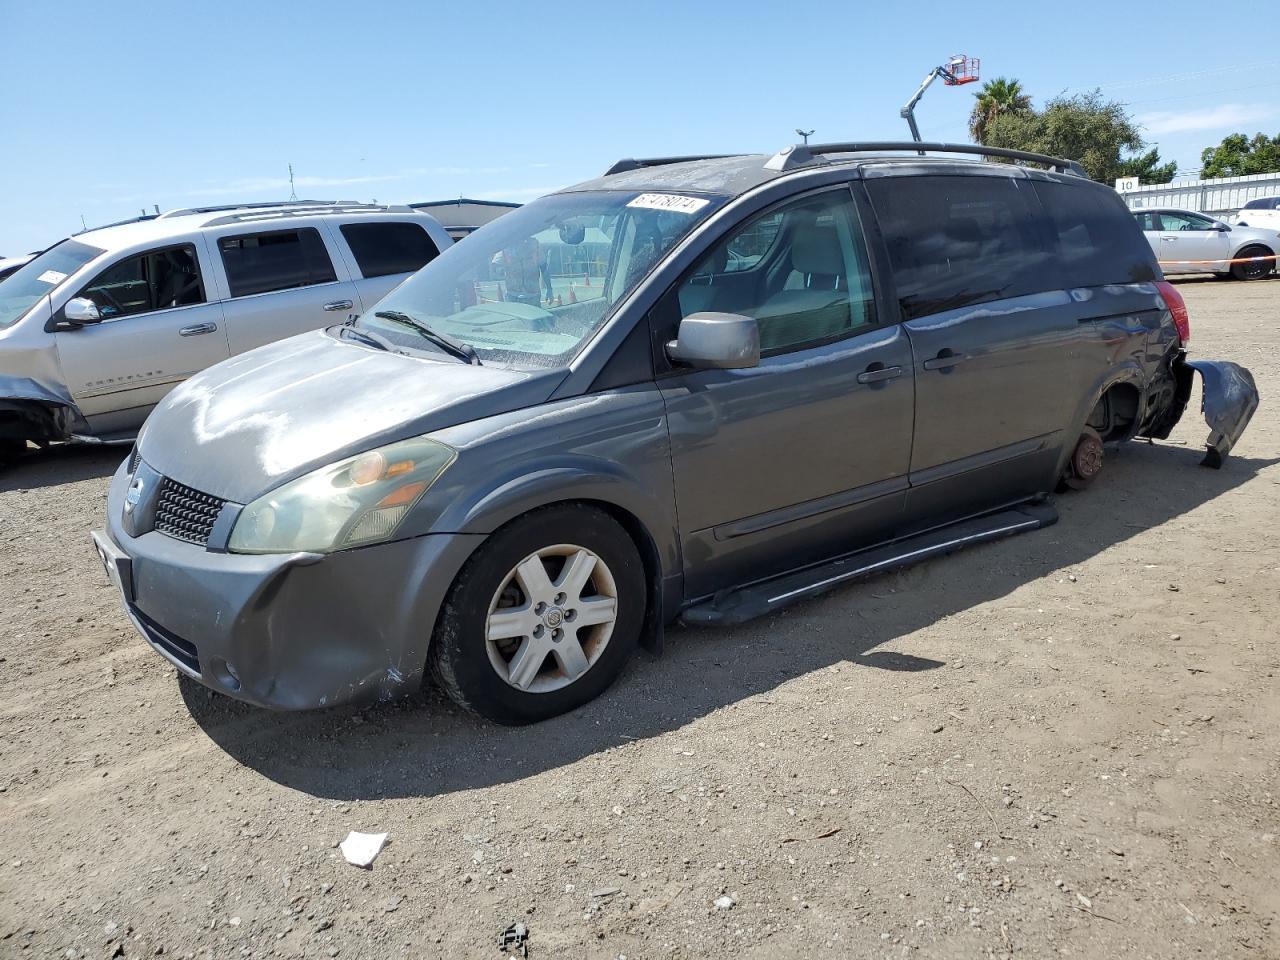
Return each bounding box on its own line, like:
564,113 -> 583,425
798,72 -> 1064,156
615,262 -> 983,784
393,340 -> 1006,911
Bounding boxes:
1132,207 -> 1278,281
1233,196 -> 1280,230
0,202 -> 451,461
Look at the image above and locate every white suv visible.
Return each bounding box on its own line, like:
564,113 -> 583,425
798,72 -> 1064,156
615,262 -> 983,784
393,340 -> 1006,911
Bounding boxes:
0,202 -> 451,461
1234,196 -> 1280,229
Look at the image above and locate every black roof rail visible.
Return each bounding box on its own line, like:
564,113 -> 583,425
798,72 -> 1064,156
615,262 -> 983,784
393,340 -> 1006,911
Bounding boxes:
765,142 -> 1088,178
604,154 -> 743,176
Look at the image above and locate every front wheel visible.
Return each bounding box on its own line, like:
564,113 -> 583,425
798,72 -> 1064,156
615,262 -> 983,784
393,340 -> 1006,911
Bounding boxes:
1232,246 -> 1275,281
429,504 -> 646,724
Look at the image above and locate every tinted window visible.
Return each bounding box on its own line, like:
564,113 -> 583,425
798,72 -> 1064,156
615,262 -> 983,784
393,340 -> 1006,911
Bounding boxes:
865,175 -> 1053,321
1133,212 -> 1158,231
218,228 -> 336,298
1035,181 -> 1158,286
1242,198 -> 1279,210
80,245 -> 205,319
339,222 -> 440,279
677,189 -> 876,353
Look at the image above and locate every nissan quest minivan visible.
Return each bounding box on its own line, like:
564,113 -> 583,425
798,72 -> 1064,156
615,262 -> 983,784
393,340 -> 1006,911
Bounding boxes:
92,143 -> 1259,724
0,202 -> 451,462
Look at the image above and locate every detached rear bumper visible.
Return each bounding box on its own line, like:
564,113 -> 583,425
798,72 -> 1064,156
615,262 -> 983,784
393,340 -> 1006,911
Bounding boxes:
1143,356 -> 1259,468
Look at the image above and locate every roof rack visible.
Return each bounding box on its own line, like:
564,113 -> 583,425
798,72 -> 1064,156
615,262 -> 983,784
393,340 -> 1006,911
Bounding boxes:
157,200 -> 365,219
199,203 -> 412,228
604,154 -> 743,176
74,214 -> 158,235
764,142 -> 1087,178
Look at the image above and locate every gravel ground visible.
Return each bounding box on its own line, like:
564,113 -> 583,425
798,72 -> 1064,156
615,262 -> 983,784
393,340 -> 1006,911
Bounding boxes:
2,277 -> 1277,960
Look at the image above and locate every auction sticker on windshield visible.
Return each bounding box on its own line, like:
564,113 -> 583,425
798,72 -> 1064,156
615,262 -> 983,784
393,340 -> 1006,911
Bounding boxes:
627,193 -> 711,215
37,270 -> 69,285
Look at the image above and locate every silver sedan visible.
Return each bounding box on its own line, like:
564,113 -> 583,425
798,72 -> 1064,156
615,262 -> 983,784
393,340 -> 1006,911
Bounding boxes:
1132,207 -> 1278,280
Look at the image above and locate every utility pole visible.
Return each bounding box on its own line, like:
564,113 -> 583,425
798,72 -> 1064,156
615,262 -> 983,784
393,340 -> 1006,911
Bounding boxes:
796,128 -> 815,146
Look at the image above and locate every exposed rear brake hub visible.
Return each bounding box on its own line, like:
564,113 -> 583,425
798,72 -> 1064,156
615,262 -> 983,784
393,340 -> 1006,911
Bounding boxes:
1066,427 -> 1104,490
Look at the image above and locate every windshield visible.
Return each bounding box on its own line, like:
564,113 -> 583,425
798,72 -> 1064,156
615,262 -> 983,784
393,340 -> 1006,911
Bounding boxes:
0,240 -> 105,330
359,190 -> 724,367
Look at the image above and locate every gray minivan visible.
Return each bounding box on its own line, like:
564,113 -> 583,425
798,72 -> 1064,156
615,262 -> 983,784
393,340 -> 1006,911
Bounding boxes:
92,143 -> 1258,723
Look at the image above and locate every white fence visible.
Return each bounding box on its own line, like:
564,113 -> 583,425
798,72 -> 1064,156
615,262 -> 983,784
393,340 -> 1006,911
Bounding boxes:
1117,171 -> 1280,218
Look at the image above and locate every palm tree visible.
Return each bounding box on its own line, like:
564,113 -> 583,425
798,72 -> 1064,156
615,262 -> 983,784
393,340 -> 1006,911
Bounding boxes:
969,78 -> 1033,144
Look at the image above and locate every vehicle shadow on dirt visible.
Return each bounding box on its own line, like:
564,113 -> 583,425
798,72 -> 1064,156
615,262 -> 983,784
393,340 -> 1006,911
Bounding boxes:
182,442 -> 1277,801
0,444 -> 124,493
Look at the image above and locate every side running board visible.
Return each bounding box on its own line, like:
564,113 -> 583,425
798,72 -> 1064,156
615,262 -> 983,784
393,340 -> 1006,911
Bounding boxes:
681,501 -> 1058,626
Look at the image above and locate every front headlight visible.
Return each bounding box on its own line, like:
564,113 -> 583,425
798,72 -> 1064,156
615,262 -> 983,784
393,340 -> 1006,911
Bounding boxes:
228,437 -> 456,554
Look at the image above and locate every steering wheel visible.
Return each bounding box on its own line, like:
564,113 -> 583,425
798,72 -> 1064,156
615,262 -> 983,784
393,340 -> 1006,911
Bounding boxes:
93,287 -> 126,315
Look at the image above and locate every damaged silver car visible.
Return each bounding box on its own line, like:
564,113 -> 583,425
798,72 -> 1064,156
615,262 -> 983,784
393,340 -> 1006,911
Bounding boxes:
92,142 -> 1259,724
0,202 -> 450,463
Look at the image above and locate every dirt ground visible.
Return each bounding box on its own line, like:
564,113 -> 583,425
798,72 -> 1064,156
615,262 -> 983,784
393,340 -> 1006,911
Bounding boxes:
2,277 -> 1277,960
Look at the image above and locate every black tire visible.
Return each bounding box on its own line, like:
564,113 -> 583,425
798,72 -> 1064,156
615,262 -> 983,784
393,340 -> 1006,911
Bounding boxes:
0,438 -> 27,467
429,503 -> 645,725
1231,246 -> 1275,281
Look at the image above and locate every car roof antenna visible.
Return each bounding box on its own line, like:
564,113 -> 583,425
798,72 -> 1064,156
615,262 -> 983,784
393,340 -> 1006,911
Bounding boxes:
900,55 -> 980,154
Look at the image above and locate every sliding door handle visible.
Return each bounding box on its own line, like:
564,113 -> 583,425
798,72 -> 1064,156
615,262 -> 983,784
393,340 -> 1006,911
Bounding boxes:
922,350 -> 966,372
179,322 -> 218,337
323,299 -> 354,312
856,364 -> 903,384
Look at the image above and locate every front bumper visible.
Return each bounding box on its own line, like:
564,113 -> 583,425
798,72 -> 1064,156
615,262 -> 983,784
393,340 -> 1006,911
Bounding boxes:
93,460 -> 485,710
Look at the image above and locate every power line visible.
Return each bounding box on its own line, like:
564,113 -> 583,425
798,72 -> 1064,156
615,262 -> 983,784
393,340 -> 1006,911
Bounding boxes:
1063,59 -> 1280,94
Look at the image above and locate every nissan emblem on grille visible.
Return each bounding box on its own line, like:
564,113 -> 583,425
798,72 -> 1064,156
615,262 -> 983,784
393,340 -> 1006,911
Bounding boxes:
153,478 -> 225,546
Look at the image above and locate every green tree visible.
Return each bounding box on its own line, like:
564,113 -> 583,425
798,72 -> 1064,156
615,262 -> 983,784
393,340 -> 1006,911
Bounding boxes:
1115,148 -> 1178,185
1200,132 -> 1280,178
982,90 -> 1175,184
968,77 -> 1033,144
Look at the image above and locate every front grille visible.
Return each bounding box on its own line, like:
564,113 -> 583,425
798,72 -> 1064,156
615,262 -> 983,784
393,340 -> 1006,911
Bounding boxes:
131,605 -> 200,674
127,445 -> 141,473
154,477 -> 225,546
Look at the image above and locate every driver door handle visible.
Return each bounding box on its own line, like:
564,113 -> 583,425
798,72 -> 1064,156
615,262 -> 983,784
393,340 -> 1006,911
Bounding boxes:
856,364 -> 903,384
179,322 -> 218,337
323,299 -> 354,312
922,350 -> 966,371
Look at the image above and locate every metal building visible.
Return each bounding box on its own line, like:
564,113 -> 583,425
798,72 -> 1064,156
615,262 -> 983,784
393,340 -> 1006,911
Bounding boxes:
408,198 -> 520,241
1116,171 -> 1280,220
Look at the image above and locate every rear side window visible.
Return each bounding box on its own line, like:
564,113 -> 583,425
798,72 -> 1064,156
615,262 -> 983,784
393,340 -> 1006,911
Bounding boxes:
1133,212 -> 1158,231
339,222 -> 440,279
218,228 -> 337,298
865,175 -> 1054,321
1035,181 -> 1158,286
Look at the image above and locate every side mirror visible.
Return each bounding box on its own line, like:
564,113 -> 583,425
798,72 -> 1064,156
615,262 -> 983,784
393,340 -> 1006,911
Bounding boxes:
1213,222 -> 1231,232
64,297 -> 102,325
666,312 -> 760,370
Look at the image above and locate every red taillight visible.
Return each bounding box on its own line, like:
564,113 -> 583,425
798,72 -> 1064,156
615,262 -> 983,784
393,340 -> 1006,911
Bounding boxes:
1156,280 -> 1190,345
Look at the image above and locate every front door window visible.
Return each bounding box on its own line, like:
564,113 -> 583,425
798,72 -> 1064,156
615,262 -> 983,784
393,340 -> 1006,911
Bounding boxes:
80,245 -> 205,319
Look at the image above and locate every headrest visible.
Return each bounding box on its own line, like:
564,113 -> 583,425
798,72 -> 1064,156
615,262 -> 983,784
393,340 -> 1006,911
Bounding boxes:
791,225 -> 844,276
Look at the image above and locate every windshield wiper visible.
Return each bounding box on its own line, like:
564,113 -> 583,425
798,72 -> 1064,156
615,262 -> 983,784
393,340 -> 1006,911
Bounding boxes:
338,324 -> 399,353
374,310 -> 481,366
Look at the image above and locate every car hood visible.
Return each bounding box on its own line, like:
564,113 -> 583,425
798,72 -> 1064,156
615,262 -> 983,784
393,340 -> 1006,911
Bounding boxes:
137,330 -> 565,503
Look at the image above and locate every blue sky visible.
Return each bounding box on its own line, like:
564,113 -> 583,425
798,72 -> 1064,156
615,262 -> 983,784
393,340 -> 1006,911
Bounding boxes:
1,0 -> 1277,255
